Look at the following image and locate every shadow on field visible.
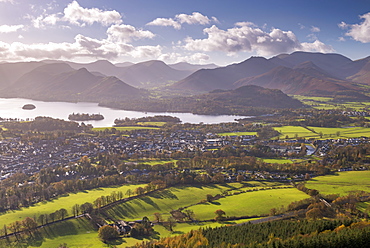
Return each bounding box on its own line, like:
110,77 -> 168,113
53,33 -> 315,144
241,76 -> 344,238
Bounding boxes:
151,189 -> 178,200
106,202 -> 138,219
140,197 -> 160,210
105,237 -> 126,246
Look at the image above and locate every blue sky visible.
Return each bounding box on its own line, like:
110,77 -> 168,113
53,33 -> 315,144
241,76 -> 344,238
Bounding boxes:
0,0 -> 369,65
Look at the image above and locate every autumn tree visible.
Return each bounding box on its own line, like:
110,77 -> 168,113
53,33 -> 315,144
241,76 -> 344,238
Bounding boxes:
214,209 -> 226,222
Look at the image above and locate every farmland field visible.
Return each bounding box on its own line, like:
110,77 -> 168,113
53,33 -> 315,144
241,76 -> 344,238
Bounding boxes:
305,171 -> 370,195
92,126 -> 160,131
0,184 -> 146,227
260,158 -> 293,164
273,125 -> 370,140
218,131 -> 257,136
103,183 -> 308,222
186,187 -> 309,220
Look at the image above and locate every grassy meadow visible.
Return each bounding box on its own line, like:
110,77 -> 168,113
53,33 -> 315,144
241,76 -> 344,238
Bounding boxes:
92,126 -> 160,131
305,171 -> 370,195
273,125 -> 370,140
218,131 -> 258,136
186,187 -> 308,220
0,184 -> 146,227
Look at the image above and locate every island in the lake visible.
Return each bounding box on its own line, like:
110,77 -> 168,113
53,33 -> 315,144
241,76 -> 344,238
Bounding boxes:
22,104 -> 36,110
68,113 -> 104,121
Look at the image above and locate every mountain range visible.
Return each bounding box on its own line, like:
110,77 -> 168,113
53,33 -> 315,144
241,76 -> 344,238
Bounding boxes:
172,51 -> 370,99
0,51 -> 369,111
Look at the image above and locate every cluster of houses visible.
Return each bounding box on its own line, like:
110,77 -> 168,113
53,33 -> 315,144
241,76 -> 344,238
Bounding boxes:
0,127 -> 368,181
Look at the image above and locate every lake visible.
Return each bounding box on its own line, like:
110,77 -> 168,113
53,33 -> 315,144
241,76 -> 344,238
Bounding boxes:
0,98 -> 248,127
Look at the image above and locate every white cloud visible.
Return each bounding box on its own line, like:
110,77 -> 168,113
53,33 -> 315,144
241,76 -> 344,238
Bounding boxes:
159,52 -> 210,64
147,12 -> 217,29
32,14 -> 60,28
31,1 -> 123,28
0,32 -> 162,62
301,40 -> 334,53
147,18 -> 181,29
107,24 -> 155,43
63,1 -> 122,26
0,0 -> 14,3
310,26 -> 320,32
338,37 -> 346,42
183,23 -> 333,56
176,12 -> 217,25
0,24 -> 24,33
339,12 -> 370,43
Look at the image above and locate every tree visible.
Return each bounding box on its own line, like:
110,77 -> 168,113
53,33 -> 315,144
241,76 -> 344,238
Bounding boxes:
163,216 -> 177,232
153,212 -> 163,223
72,204 -> 80,216
184,209 -> 196,221
306,208 -> 323,220
214,209 -> 226,222
58,208 -> 68,220
98,225 -> 119,242
22,217 -> 38,235
80,202 -> 94,214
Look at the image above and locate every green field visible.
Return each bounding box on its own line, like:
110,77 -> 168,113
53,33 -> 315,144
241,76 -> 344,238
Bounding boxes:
0,184 -> 146,227
218,131 -> 257,136
103,182 -> 308,222
273,125 -> 370,139
103,184 -> 237,221
92,126 -> 160,131
21,218 -> 234,248
293,96 -> 370,111
273,126 -> 316,139
136,121 -> 167,127
260,158 -> 293,164
305,171 -> 370,195
186,187 -> 309,220
2,182 -> 310,248
126,159 -> 179,166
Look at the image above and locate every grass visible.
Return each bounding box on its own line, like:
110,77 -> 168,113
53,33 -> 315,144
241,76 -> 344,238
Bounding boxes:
103,182 -> 307,223
0,184 -> 146,227
305,171 -> 370,196
92,126 -> 160,131
186,188 -> 309,220
126,159 -> 179,166
6,182 -> 307,248
136,121 -> 167,127
273,125 -> 370,140
292,95 -> 370,111
273,126 -> 316,139
103,184 -> 237,222
259,158 -> 293,164
218,131 -> 257,136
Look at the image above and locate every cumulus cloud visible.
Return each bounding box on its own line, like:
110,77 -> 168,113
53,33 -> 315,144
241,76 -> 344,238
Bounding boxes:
63,1 -> 122,26
147,18 -> 181,29
0,31 -> 162,62
0,24 -> 24,33
107,24 -> 155,43
301,40 -> 334,53
147,12 -> 217,29
339,12 -> 370,43
159,52 -> 210,64
32,14 -> 60,28
31,1 -> 122,28
183,23 -> 333,56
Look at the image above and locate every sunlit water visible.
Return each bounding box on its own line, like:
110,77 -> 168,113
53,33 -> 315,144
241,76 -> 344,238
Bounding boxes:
0,98 -> 249,127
